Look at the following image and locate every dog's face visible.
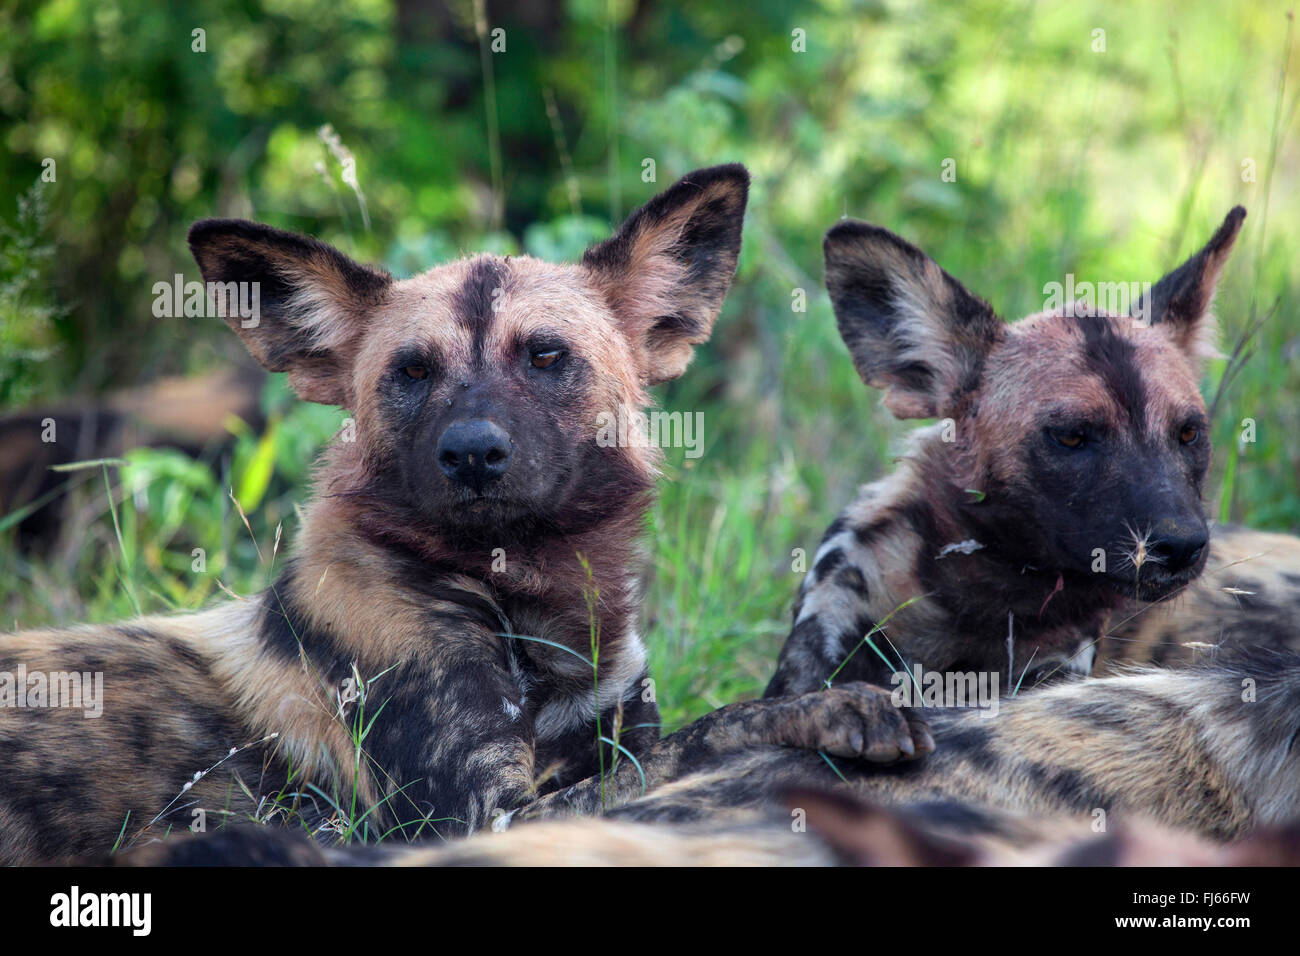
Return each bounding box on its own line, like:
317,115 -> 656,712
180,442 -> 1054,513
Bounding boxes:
351,256 -> 643,531
975,309 -> 1214,601
188,165 -> 748,535
825,207 -> 1245,602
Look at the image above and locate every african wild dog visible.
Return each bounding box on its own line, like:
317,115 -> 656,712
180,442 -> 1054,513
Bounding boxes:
0,164 -> 932,865
766,208 -> 1247,700
111,795 -> 1300,868
115,647 -> 1300,866
112,805 -> 1300,869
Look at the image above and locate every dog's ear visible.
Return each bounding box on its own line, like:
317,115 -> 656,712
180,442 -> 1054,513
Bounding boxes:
581,164 -> 749,385
187,219 -> 392,406
823,221 -> 1003,419
782,786 -> 978,867
1133,206 -> 1245,363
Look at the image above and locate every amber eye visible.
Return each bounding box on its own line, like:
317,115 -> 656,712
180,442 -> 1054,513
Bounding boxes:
1055,432 -> 1085,449
530,349 -> 563,369
1180,424 -> 1199,445
402,365 -> 429,380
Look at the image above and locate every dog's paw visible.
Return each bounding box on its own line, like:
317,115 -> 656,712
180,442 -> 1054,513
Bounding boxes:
794,682 -> 935,763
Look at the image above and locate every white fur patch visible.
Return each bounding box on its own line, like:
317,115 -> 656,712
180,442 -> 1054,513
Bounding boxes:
533,624 -> 648,740
284,281 -> 355,351
938,539 -> 984,558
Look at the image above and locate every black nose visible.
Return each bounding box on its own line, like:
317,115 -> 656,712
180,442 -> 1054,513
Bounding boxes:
1148,527 -> 1208,573
436,419 -> 513,490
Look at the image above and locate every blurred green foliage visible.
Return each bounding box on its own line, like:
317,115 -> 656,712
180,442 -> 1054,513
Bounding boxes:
0,180 -> 61,406
1,0 -> 1298,726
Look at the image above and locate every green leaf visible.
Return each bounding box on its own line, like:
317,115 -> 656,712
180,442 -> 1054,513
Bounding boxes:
234,418 -> 279,513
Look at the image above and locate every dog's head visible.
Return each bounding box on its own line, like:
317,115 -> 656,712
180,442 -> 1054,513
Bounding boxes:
188,165 -> 748,538
824,207 -> 1245,602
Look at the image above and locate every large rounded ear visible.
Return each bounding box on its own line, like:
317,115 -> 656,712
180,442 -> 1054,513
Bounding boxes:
1132,206 -> 1246,364
823,221 -> 1003,419
581,164 -> 749,385
187,219 -> 392,406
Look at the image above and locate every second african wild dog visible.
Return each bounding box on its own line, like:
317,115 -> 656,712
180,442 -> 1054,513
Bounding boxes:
767,207 -> 1248,699
0,164 -> 933,865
